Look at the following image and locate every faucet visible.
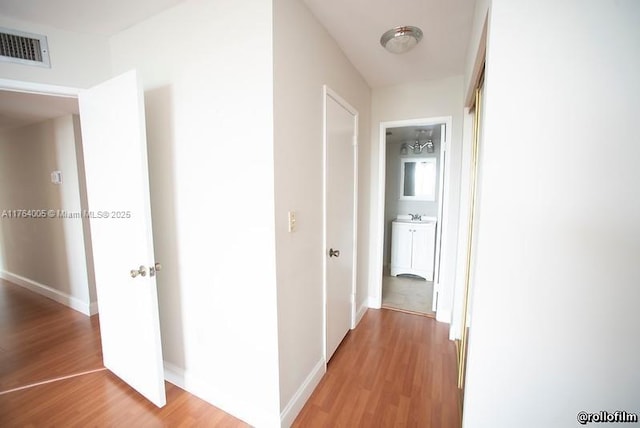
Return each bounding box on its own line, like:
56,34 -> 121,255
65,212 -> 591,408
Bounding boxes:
410,213 -> 422,221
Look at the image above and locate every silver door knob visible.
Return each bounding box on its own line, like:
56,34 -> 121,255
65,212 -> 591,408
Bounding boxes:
130,265 -> 147,278
329,248 -> 340,258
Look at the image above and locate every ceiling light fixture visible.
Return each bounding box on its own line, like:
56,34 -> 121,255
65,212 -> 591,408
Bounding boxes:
401,129 -> 435,154
380,26 -> 423,54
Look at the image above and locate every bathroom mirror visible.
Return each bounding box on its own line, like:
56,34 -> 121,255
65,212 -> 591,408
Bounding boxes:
400,157 -> 436,201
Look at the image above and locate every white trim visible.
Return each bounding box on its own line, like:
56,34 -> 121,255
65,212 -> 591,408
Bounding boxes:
351,112 -> 359,329
0,78 -> 81,97
163,361 -> 184,386
280,359 -> 326,427
0,270 -> 93,316
367,295 -> 380,309
163,362 -> 265,427
437,308 -> 452,325
355,301 -> 368,326
322,85 -> 359,364
0,79 -> 99,319
372,116 -> 453,315
433,123 -> 449,312
322,87 -> 328,366
89,301 -> 99,315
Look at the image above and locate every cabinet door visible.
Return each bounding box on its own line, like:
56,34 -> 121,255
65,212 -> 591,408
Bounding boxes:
391,222 -> 413,270
412,223 -> 436,274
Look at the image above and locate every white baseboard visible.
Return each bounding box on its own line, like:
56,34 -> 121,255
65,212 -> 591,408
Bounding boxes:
449,325 -> 461,341
163,361 -> 185,387
163,361 -> 276,427
436,308 -> 452,324
1,270 -> 94,316
368,295 -> 380,309
89,301 -> 99,315
280,358 -> 325,427
355,301 -> 368,326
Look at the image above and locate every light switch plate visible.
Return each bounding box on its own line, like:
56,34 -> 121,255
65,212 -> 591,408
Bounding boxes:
288,211 -> 296,232
51,170 -> 62,184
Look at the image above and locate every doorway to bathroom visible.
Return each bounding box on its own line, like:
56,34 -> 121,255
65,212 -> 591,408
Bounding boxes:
375,117 -> 451,317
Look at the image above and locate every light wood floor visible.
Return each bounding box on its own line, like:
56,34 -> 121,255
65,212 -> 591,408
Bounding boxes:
0,279 -> 248,427
0,279 -> 103,392
293,308 -> 461,427
0,279 -> 460,427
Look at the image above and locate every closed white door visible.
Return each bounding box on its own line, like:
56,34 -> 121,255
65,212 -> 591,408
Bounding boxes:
78,70 -> 166,407
324,87 -> 357,362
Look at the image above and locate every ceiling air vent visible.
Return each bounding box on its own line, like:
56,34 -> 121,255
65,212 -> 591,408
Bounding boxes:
0,27 -> 50,68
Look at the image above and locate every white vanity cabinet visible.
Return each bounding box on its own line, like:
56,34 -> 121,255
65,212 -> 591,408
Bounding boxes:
390,220 -> 436,281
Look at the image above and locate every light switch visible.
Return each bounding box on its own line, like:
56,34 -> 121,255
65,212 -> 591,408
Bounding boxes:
288,211 -> 296,232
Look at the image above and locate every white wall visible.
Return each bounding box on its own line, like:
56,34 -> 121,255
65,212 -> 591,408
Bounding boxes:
0,115 -> 95,314
109,1 -> 281,426
272,0 -> 371,423
0,16 -> 110,88
371,76 -> 464,322
462,1 -> 640,427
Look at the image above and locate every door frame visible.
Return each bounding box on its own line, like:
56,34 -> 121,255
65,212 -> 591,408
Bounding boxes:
322,85 -> 358,364
372,116 -> 453,313
0,78 -> 95,313
0,76 -> 168,406
0,78 -> 81,98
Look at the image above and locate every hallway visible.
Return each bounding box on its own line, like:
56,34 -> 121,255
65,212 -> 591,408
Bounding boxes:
294,308 -> 460,427
0,279 -> 460,426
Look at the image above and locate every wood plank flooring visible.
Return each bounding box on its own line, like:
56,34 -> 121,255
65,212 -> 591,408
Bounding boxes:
0,370 -> 249,427
0,279 -> 460,427
0,279 -> 248,427
293,308 -> 461,427
0,278 -> 103,392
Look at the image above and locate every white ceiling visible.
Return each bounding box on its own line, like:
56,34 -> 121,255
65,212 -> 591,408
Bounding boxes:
0,0 -> 186,36
303,0 -> 477,87
0,0 -> 186,130
0,0 -> 476,126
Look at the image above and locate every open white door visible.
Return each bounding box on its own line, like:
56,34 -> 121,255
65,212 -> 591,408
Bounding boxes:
433,123 -> 448,312
78,70 -> 166,407
324,87 -> 358,362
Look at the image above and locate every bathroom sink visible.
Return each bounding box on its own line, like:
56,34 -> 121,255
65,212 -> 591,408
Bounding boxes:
394,216 -> 437,224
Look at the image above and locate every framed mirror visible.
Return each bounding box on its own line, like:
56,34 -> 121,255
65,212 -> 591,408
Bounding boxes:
400,157 -> 436,201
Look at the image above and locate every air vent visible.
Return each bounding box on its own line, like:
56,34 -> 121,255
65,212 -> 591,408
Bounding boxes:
0,27 -> 50,68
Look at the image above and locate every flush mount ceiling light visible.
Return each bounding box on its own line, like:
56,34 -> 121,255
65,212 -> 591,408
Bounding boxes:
380,26 -> 423,54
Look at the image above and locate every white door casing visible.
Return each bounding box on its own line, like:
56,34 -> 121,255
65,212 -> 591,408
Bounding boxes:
374,117 -> 452,315
78,70 -> 166,407
433,123 -> 447,311
324,86 -> 358,362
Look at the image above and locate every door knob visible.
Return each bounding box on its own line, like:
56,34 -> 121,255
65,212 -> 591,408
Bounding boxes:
329,248 -> 340,258
130,265 -> 147,278
150,262 -> 162,277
